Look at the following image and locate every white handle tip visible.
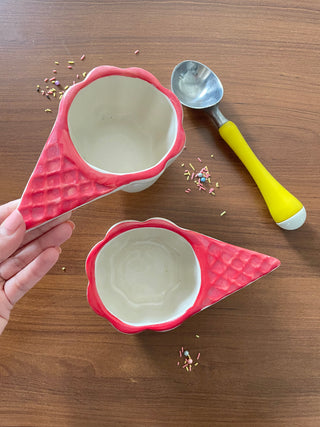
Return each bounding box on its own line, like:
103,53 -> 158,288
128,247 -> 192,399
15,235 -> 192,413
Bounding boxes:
276,207 -> 306,230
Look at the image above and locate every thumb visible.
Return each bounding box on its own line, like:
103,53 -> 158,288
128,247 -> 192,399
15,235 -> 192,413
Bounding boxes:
0,209 -> 26,264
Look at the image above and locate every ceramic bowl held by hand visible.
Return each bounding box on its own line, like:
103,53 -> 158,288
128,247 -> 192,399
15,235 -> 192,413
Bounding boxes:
86,218 -> 280,333
18,66 -> 185,230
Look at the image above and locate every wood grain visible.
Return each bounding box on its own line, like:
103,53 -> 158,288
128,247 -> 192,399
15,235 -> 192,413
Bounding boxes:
0,0 -> 319,426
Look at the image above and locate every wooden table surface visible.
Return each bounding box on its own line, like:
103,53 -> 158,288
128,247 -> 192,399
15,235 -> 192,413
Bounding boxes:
0,1 -> 319,426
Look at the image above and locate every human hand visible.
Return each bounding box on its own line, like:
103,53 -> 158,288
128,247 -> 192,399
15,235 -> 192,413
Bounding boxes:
0,200 -> 74,335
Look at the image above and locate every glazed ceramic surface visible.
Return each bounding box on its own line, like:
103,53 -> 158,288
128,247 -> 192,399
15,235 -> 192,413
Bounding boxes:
86,218 -> 280,334
18,66 -> 185,230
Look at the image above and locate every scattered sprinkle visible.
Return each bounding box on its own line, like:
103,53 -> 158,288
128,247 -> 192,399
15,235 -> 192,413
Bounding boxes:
64,85 -> 69,90
82,72 -> 87,77
76,74 -> 80,79
177,346 -> 201,372
54,80 -> 60,86
53,69 -> 57,74
68,60 -> 75,64
220,210 -> 227,216
216,182 -> 220,188
68,65 -> 73,69
134,49 -> 140,55
44,78 -> 49,82
181,163 -> 185,167
62,266 -> 66,272
197,157 -> 202,162
211,154 -> 214,158
189,163 -> 195,171
44,108 -> 52,112
54,61 -> 59,65
80,54 -> 86,61
195,334 -> 200,338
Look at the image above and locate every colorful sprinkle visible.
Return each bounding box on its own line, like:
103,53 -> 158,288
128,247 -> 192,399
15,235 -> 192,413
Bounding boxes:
54,80 -> 60,86
68,65 -> 73,69
220,210 -> 227,216
44,78 -> 49,82
197,352 -> 201,360
44,108 -> 52,112
134,49 -> 140,54
197,157 -> 202,162
82,72 -> 87,77
195,334 -> 200,338
53,69 -> 57,74
68,60 -> 75,64
189,163 -> 195,171
80,54 -> 86,61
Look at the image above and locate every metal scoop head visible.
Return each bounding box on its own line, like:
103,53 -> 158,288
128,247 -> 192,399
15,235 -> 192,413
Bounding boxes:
171,60 -> 223,109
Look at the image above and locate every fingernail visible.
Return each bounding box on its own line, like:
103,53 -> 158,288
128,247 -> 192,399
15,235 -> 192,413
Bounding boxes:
1,209 -> 24,235
67,220 -> 76,230
57,247 -> 62,254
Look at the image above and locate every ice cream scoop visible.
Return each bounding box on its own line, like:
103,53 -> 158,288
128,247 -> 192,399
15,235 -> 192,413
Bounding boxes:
171,60 -> 306,230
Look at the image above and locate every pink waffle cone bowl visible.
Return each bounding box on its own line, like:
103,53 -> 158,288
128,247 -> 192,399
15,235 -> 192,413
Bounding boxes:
86,218 -> 280,334
18,66 -> 185,230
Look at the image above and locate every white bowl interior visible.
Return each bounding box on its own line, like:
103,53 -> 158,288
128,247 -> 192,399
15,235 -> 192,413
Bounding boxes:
94,227 -> 201,326
68,75 -> 178,174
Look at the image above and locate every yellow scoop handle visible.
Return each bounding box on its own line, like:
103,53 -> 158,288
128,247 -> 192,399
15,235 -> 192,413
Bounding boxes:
219,121 -> 306,230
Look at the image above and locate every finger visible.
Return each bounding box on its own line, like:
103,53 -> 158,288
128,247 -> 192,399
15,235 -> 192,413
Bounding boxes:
0,210 -> 26,264
0,199 -> 20,223
0,316 -> 9,335
21,211 -> 72,247
4,246 -> 61,305
0,288 -> 14,334
0,221 -> 74,281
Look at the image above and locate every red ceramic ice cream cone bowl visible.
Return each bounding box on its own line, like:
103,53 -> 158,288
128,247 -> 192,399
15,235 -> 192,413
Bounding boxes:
18,66 -> 185,230
86,218 -> 280,334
